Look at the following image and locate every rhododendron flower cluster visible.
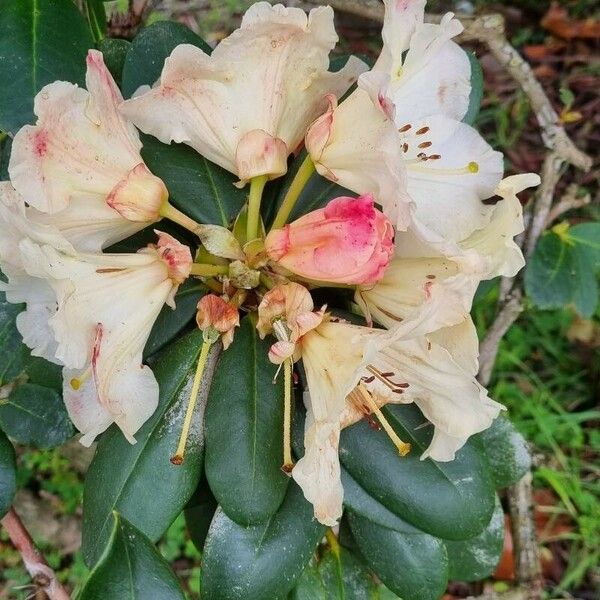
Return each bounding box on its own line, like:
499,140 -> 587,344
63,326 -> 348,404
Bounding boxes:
0,0 -> 539,528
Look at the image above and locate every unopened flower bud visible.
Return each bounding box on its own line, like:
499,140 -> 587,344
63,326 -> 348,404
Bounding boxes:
196,295 -> 240,349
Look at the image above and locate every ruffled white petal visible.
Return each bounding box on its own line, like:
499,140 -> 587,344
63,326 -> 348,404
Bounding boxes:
366,332 -> 503,461
121,3 -> 366,181
292,396 -> 343,526
400,114 -> 503,243
18,237 -> 190,444
378,2 -> 470,121
8,50 -> 161,249
305,76 -> 412,230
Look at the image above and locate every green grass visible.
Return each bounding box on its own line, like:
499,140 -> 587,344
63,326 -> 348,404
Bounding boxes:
475,286 -> 600,595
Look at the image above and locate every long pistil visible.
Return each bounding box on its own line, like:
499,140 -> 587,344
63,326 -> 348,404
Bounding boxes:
170,339 -> 213,465
282,358 -> 295,474
356,383 -> 411,456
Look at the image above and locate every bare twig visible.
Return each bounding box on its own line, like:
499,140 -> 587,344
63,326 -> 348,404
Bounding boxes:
1,508 -> 70,600
478,290 -> 524,387
508,473 -> 544,600
545,184 -> 591,227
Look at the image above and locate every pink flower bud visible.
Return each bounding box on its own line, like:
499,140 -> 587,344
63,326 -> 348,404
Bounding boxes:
265,195 -> 394,285
196,295 -> 240,349
153,231 -> 193,285
107,163 -> 168,222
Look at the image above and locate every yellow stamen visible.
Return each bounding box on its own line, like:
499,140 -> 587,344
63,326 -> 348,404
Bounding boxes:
407,160 -> 480,176
282,358 -> 294,474
356,383 -> 411,456
70,366 -> 92,391
171,340 -> 213,465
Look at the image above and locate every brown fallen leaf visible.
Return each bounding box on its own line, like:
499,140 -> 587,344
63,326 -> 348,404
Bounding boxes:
541,3 -> 600,40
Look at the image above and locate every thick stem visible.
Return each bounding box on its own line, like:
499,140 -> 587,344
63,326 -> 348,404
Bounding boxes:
160,201 -> 204,236
271,155 -> 315,230
246,175 -> 268,242
190,263 -> 229,278
1,508 -> 70,600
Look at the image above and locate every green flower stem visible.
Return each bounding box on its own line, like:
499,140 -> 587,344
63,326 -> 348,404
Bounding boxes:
247,175 -> 269,242
271,155 -> 315,230
159,201 -> 203,236
190,264 -> 229,277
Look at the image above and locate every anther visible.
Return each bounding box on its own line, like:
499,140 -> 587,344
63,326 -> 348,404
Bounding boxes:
356,384 -> 411,456
402,143 -> 409,153
398,124 -> 412,133
418,141 -> 432,149
416,126 -> 430,135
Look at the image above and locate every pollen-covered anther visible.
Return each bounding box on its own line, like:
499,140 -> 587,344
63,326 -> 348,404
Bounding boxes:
366,365 -> 410,394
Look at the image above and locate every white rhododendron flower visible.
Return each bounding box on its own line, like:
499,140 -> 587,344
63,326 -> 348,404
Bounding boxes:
376,0 -> 470,121
18,232 -> 192,446
0,183 -> 75,363
305,76 -> 412,229
121,2 -> 366,184
9,49 -> 168,252
364,0 -> 504,241
357,173 -> 540,331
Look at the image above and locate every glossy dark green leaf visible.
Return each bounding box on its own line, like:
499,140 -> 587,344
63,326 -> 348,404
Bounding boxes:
78,512 -> 185,600
445,495 -> 505,582
96,38 -> 130,87
292,547 -> 377,600
81,0 -> 107,43
340,404 -> 495,540
341,468 -> 420,534
202,483 -> 326,600
525,226 -> 600,317
0,0 -> 93,134
204,315 -> 289,525
0,429 -> 16,518
0,293 -> 32,386
140,134 -> 246,227
144,280 -> 207,358
0,137 -> 11,180
0,382 -> 74,448
478,416 -> 531,489
349,511 -> 448,600
463,52 -> 484,125
121,21 -> 212,98
82,331 -> 216,566
184,481 -> 218,552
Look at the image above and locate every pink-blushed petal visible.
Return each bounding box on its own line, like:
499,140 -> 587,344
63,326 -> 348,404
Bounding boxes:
9,51 -> 144,214
306,78 -> 412,230
122,4 -> 366,181
265,195 -> 395,285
